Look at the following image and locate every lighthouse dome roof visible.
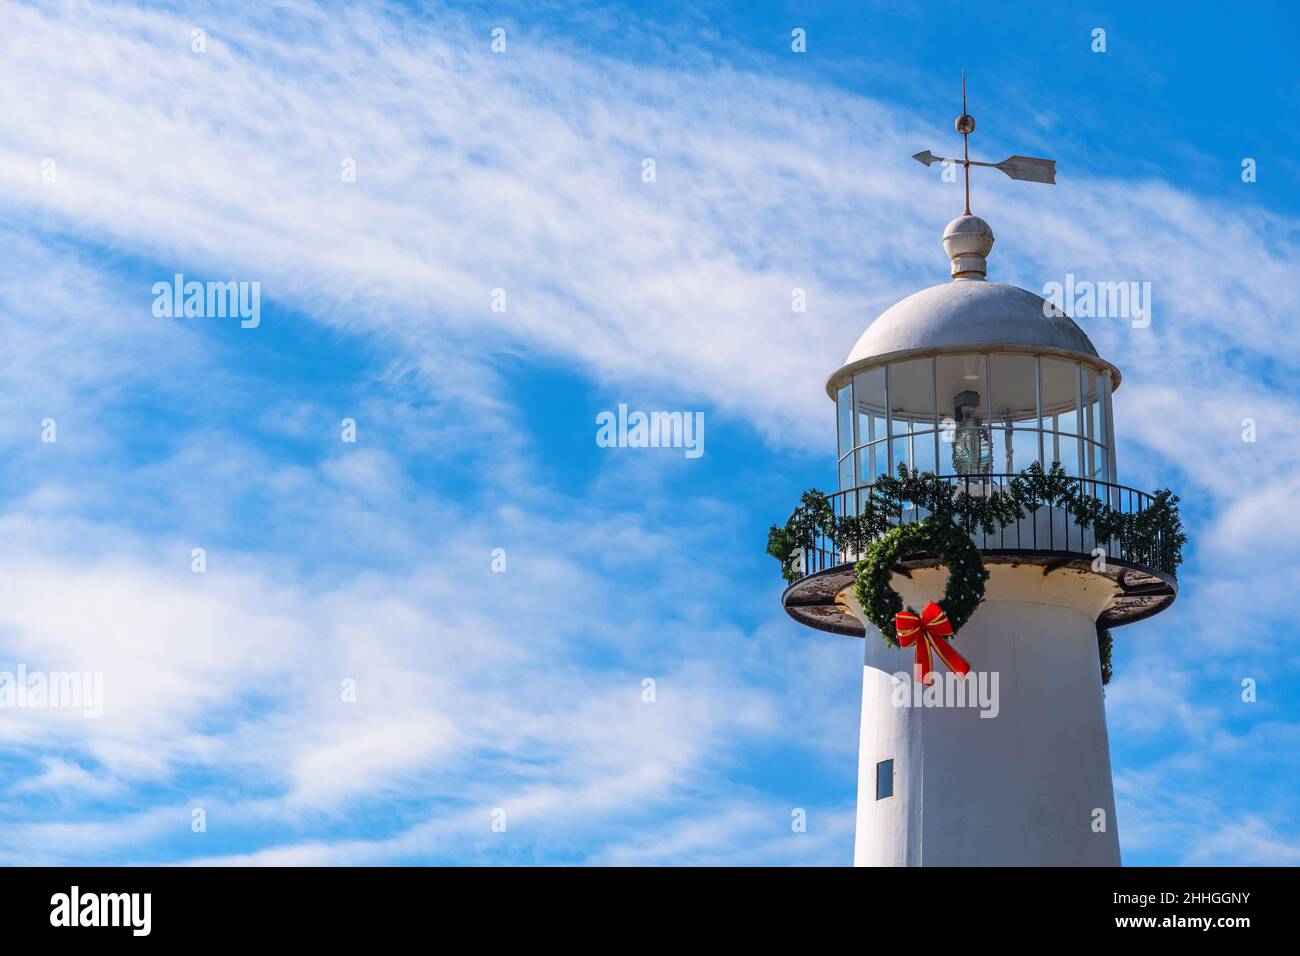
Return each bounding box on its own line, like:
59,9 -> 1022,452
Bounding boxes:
843,279 -> 1100,364
827,215 -> 1117,396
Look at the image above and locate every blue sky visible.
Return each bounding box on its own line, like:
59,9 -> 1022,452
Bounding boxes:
0,0 -> 1296,865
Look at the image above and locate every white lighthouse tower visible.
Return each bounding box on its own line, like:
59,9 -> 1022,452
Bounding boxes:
780,93 -> 1178,866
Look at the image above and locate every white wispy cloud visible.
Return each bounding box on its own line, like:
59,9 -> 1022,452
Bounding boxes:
1,1 -> 1293,460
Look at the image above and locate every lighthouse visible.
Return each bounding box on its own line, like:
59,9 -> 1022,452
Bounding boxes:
777,88 -> 1180,866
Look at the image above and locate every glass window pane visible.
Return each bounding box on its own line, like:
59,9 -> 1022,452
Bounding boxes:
876,759 -> 894,800
890,436 -> 910,473
854,367 -> 886,447
1041,357 -> 1080,436
1081,368 -> 1094,443
1084,439 -> 1108,482
873,439 -> 890,481
1082,366 -> 1104,448
1009,425 -> 1040,473
855,488 -> 875,516
936,353 -> 991,475
1100,371 -> 1114,486
991,428 -> 1013,475
1101,370 -> 1112,445
911,430 -> 938,475
837,383 -> 853,459
990,354 -> 1039,431
1048,433 -> 1083,477
839,454 -> 854,491
889,358 -> 935,432
858,439 -> 890,484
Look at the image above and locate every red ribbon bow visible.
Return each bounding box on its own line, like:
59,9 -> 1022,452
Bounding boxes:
895,601 -> 971,684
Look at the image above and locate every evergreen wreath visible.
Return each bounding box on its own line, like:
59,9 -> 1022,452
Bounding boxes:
853,516 -> 989,646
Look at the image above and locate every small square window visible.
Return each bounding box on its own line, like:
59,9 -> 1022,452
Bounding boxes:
876,759 -> 894,800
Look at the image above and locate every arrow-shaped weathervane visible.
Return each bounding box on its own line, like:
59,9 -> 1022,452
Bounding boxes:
912,149 -> 1056,184
913,70 -> 1056,213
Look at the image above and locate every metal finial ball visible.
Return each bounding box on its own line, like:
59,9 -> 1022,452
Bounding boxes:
955,113 -> 975,135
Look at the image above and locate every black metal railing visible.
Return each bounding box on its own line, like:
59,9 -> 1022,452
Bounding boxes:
796,473 -> 1176,580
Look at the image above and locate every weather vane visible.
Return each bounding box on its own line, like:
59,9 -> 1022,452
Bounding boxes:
912,69 -> 1056,214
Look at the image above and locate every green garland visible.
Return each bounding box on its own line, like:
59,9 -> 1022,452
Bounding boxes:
770,462 -> 1188,685
770,462 -> 1186,582
766,489 -> 836,583
853,517 -> 989,647
1097,626 -> 1113,686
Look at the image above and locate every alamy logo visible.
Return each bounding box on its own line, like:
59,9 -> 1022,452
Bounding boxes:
0,665 -> 103,718
50,886 -> 151,936
152,273 -> 261,328
891,669 -> 1000,718
1042,273 -> 1151,329
595,403 -> 704,459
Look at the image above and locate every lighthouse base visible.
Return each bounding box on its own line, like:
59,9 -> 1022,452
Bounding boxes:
843,562 -> 1121,866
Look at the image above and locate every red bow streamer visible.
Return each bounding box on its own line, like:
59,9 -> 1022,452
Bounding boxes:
895,601 -> 972,684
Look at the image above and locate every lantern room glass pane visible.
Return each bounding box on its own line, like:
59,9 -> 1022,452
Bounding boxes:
1081,366 -> 1106,486
854,367 -> 887,449
837,383 -> 853,460
1009,425 -> 1041,472
1082,366 -> 1105,448
858,439 -> 890,484
911,430 -> 938,475
936,353 -> 991,475
1047,431 -> 1083,477
990,428 -> 1013,474
1084,439 -> 1108,483
1102,371 -> 1116,488
989,353 -> 1039,431
839,454 -> 854,491
1041,358 -> 1080,436
890,436 -> 910,473
889,357 -> 936,431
